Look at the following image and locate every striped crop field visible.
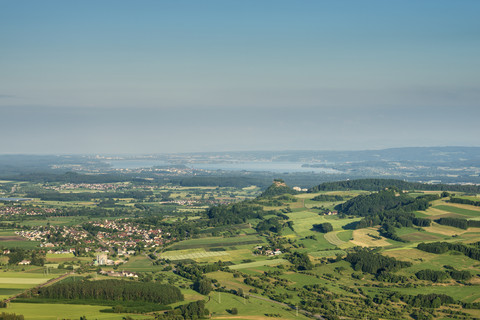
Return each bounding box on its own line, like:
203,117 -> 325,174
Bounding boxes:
160,248 -> 229,261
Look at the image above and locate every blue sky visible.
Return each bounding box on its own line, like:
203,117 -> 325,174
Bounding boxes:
1,1 -> 479,154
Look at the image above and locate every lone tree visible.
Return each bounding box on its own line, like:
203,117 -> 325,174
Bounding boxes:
193,279 -> 212,295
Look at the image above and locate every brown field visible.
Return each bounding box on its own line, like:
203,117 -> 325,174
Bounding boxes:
0,236 -> 25,241
351,228 -> 390,247
401,232 -> 442,242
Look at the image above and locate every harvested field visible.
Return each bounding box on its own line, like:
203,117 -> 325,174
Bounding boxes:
324,231 -> 346,247
400,232 -> 442,242
351,228 -> 390,247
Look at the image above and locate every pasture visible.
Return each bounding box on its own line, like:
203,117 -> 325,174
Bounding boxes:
160,248 -> 254,263
229,259 -> 288,270
0,271 -> 55,300
8,303 -> 152,320
168,235 -> 265,250
207,291 -> 309,320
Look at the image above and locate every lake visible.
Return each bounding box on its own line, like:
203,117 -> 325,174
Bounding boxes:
108,160 -> 341,173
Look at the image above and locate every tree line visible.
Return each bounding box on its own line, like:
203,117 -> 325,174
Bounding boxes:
449,197 -> 480,206
311,194 -> 344,202
435,217 -> 480,229
417,242 -> 480,261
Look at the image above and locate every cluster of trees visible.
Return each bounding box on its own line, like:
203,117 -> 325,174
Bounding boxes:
311,194 -> 344,202
345,248 -> 412,274
0,313 -> 24,320
312,222 -> 333,233
449,197 -> 480,206
192,279 -> 212,295
375,272 -> 408,283
400,293 -> 455,309
256,217 -> 284,233
37,279 -> 183,305
175,261 -> 225,280
8,249 -> 45,266
435,217 -> 480,229
415,269 -> 450,282
417,242 -> 480,261
308,178 -> 480,193
155,300 -> 209,320
206,202 -> 264,226
286,251 -> 313,270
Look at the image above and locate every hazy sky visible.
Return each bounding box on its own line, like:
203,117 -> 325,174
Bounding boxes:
1,1 -> 479,154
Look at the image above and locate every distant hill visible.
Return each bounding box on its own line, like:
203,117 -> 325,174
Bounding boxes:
260,179 -> 298,197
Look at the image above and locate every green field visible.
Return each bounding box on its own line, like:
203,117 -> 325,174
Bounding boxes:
168,235 -> 265,250
8,303 -> 152,320
160,247 -> 255,263
0,271 -> 56,300
229,258 -> 288,270
0,240 -> 40,249
433,205 -> 480,218
207,291 -> 309,320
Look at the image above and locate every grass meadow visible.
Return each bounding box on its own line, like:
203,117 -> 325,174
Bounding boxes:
8,303 -> 153,320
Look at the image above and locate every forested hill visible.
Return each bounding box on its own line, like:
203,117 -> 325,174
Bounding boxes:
308,179 -> 480,193
259,179 -> 297,198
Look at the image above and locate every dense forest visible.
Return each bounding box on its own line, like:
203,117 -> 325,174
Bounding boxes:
334,189 -> 434,241
309,179 -> 480,193
36,279 -> 183,305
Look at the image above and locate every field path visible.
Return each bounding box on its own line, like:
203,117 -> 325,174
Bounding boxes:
324,231 -> 345,247
2,271 -> 73,304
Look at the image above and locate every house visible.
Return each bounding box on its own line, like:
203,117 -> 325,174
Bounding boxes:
18,260 -> 31,265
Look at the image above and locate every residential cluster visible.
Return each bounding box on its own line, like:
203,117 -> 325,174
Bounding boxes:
89,219 -> 166,250
0,206 -> 56,216
46,183 -> 124,191
16,226 -> 91,246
